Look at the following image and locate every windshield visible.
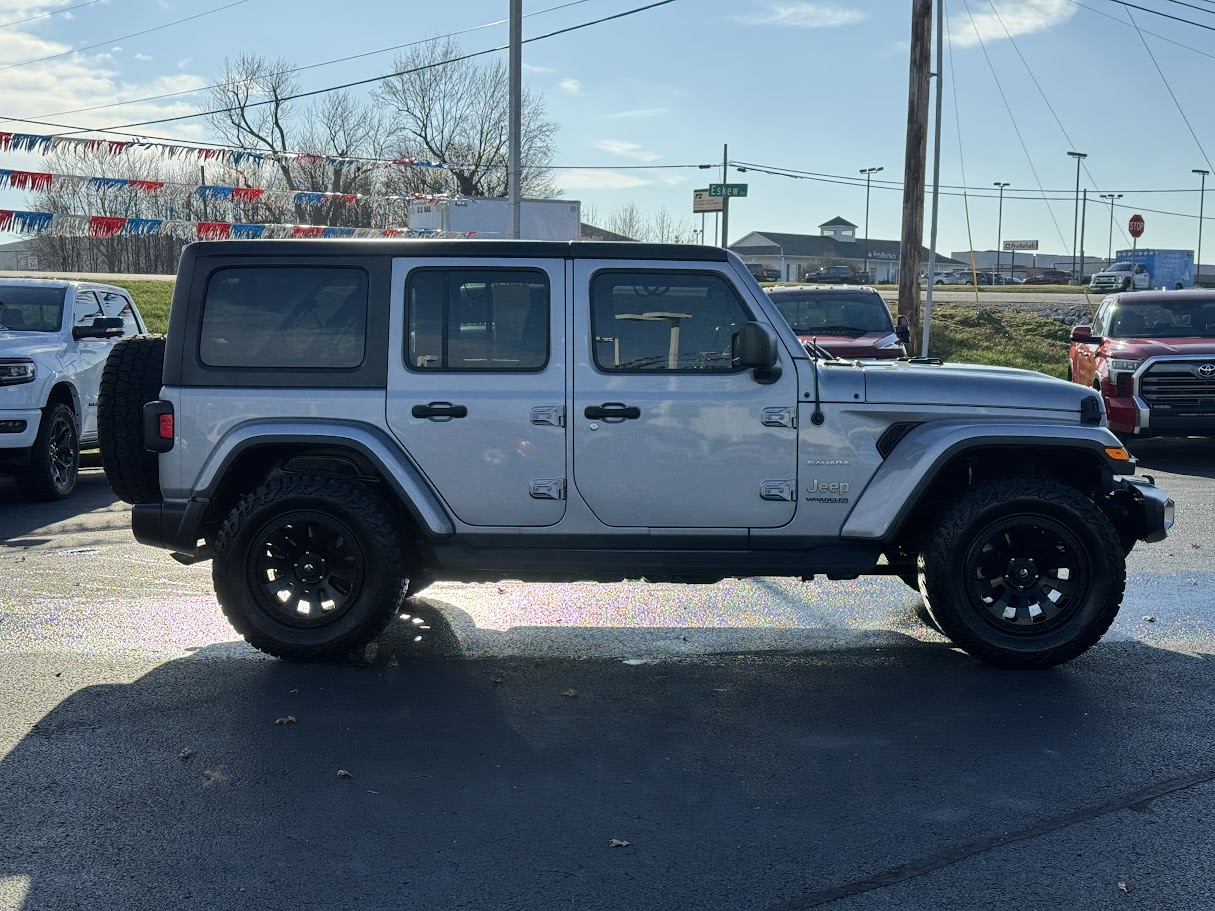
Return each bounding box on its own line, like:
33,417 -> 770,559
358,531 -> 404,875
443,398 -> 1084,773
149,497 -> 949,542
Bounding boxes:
770,291 -> 894,336
1109,298 -> 1215,338
0,285 -> 66,332
1106,262 -> 1133,273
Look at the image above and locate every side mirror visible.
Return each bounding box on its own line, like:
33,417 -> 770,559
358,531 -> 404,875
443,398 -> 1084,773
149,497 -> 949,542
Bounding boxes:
1070,325 -> 1095,343
895,315 -> 911,345
733,321 -> 779,369
73,317 -> 124,340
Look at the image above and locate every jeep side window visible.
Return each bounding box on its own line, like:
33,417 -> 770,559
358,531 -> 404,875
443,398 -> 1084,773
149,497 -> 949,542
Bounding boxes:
405,268 -> 549,371
200,267 -> 368,369
590,271 -> 750,372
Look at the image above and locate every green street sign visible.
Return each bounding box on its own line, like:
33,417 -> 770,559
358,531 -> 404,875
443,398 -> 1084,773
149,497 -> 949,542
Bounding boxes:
708,183 -> 748,198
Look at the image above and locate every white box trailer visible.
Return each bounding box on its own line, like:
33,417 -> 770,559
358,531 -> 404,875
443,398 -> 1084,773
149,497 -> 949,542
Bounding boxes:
408,198 -> 582,241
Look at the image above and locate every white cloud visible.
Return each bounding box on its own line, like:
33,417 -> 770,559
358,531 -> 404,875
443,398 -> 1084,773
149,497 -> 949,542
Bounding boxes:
558,169 -> 651,191
600,107 -> 669,120
133,52 -> 153,62
950,0 -> 1074,46
595,139 -> 659,163
734,2 -> 864,28
558,77 -> 581,94
522,62 -> 555,74
176,56 -> 191,70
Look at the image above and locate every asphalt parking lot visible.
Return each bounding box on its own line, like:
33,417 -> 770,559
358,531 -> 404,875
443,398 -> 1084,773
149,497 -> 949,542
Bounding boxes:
0,439 -> 1212,911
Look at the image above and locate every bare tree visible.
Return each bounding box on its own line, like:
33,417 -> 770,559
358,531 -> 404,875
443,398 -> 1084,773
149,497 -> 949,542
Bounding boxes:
605,203 -> 651,242
373,39 -> 560,198
650,206 -> 695,244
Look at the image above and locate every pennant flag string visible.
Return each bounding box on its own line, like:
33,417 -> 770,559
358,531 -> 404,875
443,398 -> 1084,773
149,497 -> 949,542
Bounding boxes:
0,168 -> 466,209
0,208 -> 478,241
0,130 -> 475,173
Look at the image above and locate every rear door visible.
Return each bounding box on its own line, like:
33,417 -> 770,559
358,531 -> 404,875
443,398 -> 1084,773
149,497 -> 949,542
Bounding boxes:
385,258 -> 567,527
570,261 -> 800,528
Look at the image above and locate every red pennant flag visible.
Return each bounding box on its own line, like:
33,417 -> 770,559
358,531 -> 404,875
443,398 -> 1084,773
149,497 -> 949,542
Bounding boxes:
297,153 -> 325,166
9,171 -> 53,191
128,180 -> 166,193
197,222 -> 232,240
197,147 -> 224,161
88,216 -> 127,237
230,187 -> 265,203
108,141 -> 128,155
337,194 -> 358,206
381,228 -> 401,237
0,211 -> 13,231
0,133 -> 12,151
292,225 -> 324,238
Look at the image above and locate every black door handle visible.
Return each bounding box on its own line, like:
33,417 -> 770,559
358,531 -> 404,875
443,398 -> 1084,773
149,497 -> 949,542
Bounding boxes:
584,402 -> 641,420
412,402 -> 468,420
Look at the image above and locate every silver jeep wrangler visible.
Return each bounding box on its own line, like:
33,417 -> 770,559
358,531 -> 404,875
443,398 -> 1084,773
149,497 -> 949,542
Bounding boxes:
99,240 -> 1173,668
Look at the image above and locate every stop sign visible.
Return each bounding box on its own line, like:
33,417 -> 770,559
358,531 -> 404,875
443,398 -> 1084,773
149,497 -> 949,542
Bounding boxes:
1129,214 -> 1145,238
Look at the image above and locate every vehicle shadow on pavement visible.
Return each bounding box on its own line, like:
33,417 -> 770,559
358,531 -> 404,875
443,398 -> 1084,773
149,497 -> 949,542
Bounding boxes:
0,469 -> 123,547
1125,437 -> 1215,479
2,615 -> 1214,911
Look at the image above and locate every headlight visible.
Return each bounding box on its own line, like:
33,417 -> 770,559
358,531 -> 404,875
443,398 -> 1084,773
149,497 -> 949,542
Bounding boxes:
1109,359 -> 1140,372
0,358 -> 36,385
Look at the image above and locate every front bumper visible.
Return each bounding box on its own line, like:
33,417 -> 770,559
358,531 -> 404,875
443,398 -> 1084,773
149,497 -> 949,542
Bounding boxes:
1114,475 -> 1174,543
0,408 -> 42,450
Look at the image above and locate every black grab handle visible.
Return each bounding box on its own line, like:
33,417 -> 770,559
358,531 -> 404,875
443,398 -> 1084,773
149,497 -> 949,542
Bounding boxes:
584,403 -> 641,420
412,402 -> 468,419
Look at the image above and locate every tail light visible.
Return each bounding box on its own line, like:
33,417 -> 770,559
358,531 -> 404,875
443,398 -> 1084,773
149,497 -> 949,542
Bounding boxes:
142,400 -> 175,453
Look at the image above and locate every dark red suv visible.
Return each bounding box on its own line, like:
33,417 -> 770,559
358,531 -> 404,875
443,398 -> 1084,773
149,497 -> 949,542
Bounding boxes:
1025,269 -> 1072,285
1069,290 -> 1215,437
766,286 -> 908,358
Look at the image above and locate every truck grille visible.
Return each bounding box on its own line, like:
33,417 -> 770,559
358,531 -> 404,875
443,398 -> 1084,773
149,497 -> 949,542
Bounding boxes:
1140,362 -> 1215,412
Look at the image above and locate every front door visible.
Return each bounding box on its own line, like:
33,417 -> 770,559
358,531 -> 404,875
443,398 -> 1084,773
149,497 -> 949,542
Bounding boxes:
386,258 -> 567,527
570,262 -> 799,528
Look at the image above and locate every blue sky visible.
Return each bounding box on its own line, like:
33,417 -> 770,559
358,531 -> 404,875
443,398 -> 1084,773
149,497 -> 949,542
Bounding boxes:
2,0 -> 1215,259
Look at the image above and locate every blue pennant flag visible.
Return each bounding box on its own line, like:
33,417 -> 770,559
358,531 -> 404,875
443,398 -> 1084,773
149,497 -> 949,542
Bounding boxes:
88,177 -> 130,190
230,223 -> 267,239
321,227 -> 356,238
292,192 -> 327,206
123,218 -> 163,235
12,211 -> 54,233
195,185 -> 234,200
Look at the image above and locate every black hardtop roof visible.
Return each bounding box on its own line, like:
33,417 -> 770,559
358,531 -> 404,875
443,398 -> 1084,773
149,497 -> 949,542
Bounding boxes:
187,239 -> 729,262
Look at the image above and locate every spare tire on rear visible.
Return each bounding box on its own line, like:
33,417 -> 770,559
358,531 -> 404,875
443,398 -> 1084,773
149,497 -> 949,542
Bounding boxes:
98,334 -> 166,505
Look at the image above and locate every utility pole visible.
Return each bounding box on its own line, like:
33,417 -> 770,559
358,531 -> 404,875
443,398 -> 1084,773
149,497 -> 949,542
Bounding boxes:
1067,150 -> 1087,283
1194,169 -> 1209,286
507,0 -> 522,240
994,182 -> 1009,282
1100,193 -> 1122,263
921,0 -> 943,356
721,143 -> 729,249
1079,188 -> 1088,284
897,0 -> 933,352
860,166 -> 883,280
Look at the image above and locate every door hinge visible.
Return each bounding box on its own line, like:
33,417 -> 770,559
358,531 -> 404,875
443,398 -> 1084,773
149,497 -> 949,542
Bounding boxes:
530,478 -> 566,500
531,405 -> 565,427
760,480 -> 796,501
761,406 -> 796,428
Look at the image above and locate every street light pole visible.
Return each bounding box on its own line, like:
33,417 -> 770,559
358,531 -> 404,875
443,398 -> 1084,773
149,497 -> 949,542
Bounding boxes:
1067,151 -> 1087,284
1194,169 -> 1209,286
507,0 -> 522,239
860,166 -> 883,281
1100,193 -> 1122,264
994,181 -> 1009,281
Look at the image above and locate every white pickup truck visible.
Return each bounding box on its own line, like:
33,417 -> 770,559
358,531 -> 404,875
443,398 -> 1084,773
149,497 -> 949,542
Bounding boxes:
0,279 -> 146,499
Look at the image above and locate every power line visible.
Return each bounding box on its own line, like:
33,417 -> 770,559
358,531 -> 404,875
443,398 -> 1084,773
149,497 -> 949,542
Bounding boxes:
0,0 -> 109,30
1064,0 -> 1215,61
959,0 -> 1071,251
1099,0 -> 1215,31
0,0 -> 252,72
982,0 -> 1131,245
51,0 -> 683,136
1154,0 -> 1215,17
1123,6 -> 1214,171
2,0 -> 600,126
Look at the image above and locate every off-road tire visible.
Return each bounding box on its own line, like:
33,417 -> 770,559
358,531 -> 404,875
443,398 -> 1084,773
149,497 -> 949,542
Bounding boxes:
213,475 -> 408,660
921,479 -> 1125,669
98,334 -> 166,505
18,402 -> 79,500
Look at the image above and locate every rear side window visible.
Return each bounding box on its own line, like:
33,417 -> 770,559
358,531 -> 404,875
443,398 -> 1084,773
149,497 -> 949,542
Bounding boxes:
590,270 -> 751,372
200,267 -> 368,368
406,268 -> 549,371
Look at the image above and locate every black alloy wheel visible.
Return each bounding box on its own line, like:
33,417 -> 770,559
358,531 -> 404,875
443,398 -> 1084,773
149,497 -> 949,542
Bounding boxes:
19,402 -> 79,500
46,410 -> 78,493
963,516 -> 1090,634
249,512 -> 365,627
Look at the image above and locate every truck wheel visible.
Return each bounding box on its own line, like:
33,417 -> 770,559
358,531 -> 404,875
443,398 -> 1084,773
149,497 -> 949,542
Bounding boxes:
896,557 -> 944,634
18,402 -> 79,500
1121,278 -> 1131,292
98,335 -> 165,505
213,475 -> 408,660
920,479 -> 1125,669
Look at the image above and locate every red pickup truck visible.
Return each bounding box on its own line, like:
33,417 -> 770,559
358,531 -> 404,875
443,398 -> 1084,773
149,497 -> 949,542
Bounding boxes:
1069,290 -> 1215,437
